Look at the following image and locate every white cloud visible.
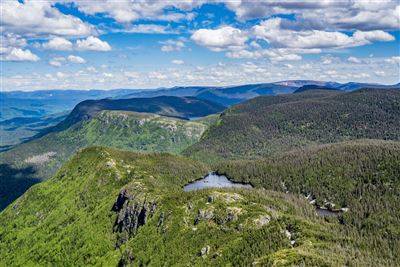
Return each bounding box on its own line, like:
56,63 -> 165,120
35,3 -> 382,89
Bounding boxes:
49,55 -> 86,66
160,39 -> 186,52
49,57 -> 65,67
73,1 -> 200,23
76,36 -> 112,51
124,71 -> 140,79
171,59 -> 185,65
103,72 -> 114,78
1,1 -> 95,37
226,48 -> 320,61
191,26 -> 248,52
67,55 -> 86,64
3,56 -> 399,91
252,18 -> 395,50
42,37 -> 73,50
120,24 -> 172,34
1,48 -> 39,62
224,1 -> 400,31
347,56 -> 362,64
0,34 -> 27,49
384,56 -> 400,64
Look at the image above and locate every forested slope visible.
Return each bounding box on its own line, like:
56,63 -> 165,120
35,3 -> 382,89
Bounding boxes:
1,146 -> 395,266
185,89 -> 400,162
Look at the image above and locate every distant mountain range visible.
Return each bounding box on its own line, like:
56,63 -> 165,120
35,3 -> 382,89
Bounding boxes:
2,80 -> 398,117
120,80 -> 400,106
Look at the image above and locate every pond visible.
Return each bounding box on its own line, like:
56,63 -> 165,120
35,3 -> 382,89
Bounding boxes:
183,172 -> 253,192
316,208 -> 344,217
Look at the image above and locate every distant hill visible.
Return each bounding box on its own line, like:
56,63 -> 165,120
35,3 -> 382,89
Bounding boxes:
1,145 -> 398,266
122,83 -> 297,106
47,96 -> 224,134
293,84 -> 340,93
0,112 -> 68,151
0,89 -> 136,121
184,88 -> 400,162
337,82 -> 400,91
121,81 -> 399,106
0,111 -> 216,210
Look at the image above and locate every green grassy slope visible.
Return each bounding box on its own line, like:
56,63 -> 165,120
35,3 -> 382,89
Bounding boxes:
1,146 -> 391,266
184,88 -> 400,162
0,111 -> 209,210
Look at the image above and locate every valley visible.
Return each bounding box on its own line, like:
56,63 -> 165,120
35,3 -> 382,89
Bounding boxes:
0,85 -> 399,266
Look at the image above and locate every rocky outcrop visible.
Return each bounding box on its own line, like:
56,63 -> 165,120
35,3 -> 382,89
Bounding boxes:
194,207 -> 242,225
112,189 -> 157,247
194,209 -> 214,225
118,249 -> 135,267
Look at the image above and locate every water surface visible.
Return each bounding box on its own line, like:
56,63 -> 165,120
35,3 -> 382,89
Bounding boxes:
316,208 -> 343,217
184,172 -> 253,192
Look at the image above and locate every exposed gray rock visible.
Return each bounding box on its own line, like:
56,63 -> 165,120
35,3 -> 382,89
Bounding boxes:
118,249 -> 135,267
194,209 -> 214,225
157,212 -> 165,227
112,189 -> 157,247
200,245 -> 210,258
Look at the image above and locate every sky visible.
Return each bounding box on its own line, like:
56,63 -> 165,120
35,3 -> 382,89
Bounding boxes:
1,0 -> 399,91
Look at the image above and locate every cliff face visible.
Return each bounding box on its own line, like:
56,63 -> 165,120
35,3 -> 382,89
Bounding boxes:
112,189 -> 157,247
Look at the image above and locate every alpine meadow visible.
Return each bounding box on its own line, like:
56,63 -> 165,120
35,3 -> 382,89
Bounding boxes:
0,1 -> 399,266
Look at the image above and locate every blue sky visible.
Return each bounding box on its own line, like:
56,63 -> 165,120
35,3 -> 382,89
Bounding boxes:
1,0 -> 399,91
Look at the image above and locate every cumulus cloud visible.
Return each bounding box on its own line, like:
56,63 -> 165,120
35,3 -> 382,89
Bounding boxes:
1,1 -> 95,37
191,26 -> 248,52
160,39 -> 186,52
67,55 -> 86,64
73,1 -> 200,23
1,48 -> 40,62
119,24 -> 172,34
171,59 -> 185,65
76,36 -> 112,51
224,0 -> 400,31
252,18 -> 395,50
0,34 -> 37,62
49,57 -> 65,67
4,56 -> 399,91
42,37 -> 73,50
49,55 -> 86,66
347,56 -> 362,64
384,56 -> 400,64
227,47 -> 321,61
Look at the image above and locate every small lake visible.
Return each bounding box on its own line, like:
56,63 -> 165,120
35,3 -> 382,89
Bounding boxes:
183,172 -> 253,192
316,208 -> 343,217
